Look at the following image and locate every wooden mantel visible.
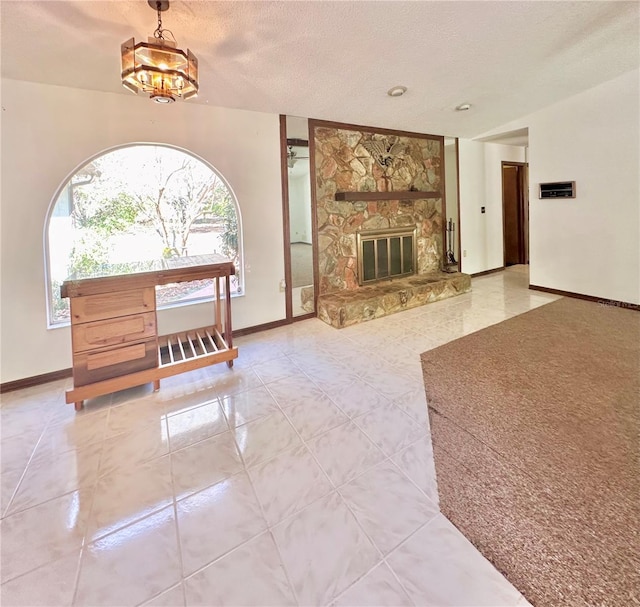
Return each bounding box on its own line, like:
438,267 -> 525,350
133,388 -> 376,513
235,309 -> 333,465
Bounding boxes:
334,191 -> 441,201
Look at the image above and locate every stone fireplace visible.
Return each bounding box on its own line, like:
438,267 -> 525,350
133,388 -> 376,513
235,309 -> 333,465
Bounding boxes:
311,122 -> 470,328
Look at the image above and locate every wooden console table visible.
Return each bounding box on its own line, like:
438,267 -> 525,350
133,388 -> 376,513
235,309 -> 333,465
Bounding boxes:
61,255 -> 238,411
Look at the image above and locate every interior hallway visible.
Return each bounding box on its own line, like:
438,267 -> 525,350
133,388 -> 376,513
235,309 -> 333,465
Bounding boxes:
0,267 -> 559,606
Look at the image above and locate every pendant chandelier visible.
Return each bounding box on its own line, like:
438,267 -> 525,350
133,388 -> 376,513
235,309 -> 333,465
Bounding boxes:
121,0 -> 198,104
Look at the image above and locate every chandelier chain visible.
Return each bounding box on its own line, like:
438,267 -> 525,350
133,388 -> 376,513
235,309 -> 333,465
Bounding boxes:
154,4 -> 164,39
153,4 -> 176,42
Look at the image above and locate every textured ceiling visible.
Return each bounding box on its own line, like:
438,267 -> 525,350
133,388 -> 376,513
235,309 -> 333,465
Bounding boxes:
1,1 -> 638,138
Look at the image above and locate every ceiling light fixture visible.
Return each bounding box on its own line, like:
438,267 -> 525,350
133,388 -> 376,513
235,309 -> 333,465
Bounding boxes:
455,103 -> 472,111
287,146 -> 309,169
387,86 -> 407,97
287,146 -> 297,169
121,0 -> 198,104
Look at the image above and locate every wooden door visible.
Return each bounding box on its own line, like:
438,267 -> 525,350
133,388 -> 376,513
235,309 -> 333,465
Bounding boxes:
502,163 -> 528,266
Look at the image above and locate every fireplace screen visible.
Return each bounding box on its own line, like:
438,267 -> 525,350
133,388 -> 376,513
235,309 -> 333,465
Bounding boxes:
357,226 -> 417,285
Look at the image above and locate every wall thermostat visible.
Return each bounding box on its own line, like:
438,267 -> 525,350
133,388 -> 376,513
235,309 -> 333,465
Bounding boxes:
539,181 -> 575,199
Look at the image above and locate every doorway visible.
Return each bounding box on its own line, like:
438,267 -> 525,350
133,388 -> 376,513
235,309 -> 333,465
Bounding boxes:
280,115 -> 316,320
502,162 -> 528,266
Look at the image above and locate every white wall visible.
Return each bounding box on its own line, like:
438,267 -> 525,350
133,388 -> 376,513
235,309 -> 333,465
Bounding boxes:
288,167 -> 312,243
527,71 -> 639,303
285,116 -> 312,243
285,116 -> 309,140
458,140 -> 525,274
477,69 -> 640,304
0,79 -> 285,383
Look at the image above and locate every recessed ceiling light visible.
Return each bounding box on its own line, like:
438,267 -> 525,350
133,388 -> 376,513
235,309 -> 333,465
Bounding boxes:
455,103 -> 472,111
387,86 -> 407,97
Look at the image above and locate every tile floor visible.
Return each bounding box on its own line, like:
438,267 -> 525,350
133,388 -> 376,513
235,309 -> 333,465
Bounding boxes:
0,267 -> 559,606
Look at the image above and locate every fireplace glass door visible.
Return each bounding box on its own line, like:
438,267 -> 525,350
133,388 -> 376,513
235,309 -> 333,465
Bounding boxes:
357,227 -> 417,285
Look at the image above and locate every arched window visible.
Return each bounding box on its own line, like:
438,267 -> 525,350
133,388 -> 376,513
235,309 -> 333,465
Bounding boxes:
46,144 -> 243,326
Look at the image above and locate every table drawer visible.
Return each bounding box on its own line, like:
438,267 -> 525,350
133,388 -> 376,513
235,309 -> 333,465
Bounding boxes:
72,312 -> 156,353
70,287 -> 155,324
73,339 -> 157,386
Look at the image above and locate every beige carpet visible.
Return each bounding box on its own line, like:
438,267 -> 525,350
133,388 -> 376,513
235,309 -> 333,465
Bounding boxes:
421,298 -> 640,607
291,242 -> 313,288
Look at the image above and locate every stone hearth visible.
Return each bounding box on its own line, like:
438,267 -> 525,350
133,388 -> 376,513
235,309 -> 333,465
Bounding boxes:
317,271 -> 470,329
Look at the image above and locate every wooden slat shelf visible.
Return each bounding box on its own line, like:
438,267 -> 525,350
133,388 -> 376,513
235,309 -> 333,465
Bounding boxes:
158,326 -> 232,367
334,191 -> 441,201
62,342 -> 238,404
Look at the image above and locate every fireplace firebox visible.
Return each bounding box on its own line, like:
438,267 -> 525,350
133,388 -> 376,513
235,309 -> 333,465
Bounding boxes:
356,226 -> 417,285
